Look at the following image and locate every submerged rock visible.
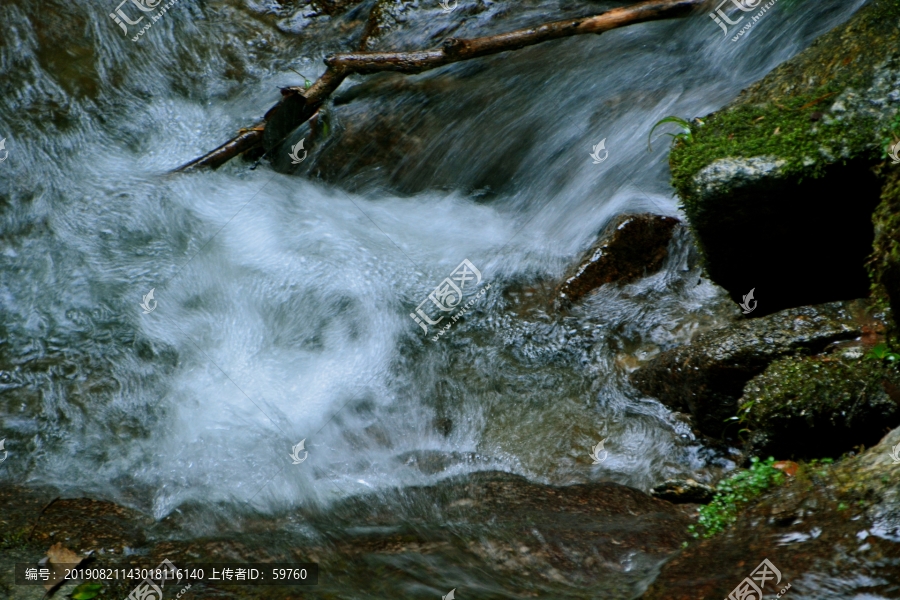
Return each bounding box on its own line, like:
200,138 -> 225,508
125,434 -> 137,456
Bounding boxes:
630,302 -> 861,437
556,214 -> 681,307
641,426 -> 900,600
739,354 -> 900,459
667,0 -> 900,314
650,479 -> 716,505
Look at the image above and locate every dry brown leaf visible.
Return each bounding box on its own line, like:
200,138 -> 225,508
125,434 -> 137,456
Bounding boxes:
47,542 -> 81,565
44,543 -> 83,590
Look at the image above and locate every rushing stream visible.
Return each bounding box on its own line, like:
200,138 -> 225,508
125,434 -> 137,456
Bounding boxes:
0,0 -> 872,597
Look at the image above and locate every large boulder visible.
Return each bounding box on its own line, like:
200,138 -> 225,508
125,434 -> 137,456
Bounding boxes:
668,0 -> 900,315
630,302 -> 862,437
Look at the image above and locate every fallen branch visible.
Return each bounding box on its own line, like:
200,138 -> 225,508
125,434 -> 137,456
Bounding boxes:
175,0 -> 703,172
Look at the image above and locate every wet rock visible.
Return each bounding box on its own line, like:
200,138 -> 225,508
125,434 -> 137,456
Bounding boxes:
739,354 -> 900,459
394,449 -> 490,475
641,426 -> 900,600
316,471 -> 692,592
667,0 -> 900,314
0,472 -> 691,598
650,479 -> 716,505
0,482 -> 153,594
630,302 -> 861,437
556,214 -> 681,307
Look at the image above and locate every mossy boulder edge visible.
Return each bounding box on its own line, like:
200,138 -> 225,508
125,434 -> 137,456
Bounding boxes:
668,0 -> 900,315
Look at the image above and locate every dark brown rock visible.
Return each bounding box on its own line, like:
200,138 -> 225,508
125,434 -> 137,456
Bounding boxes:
0,486 -> 151,555
0,472 -> 691,599
631,302 -> 861,438
557,214 -> 680,306
650,479 -> 716,505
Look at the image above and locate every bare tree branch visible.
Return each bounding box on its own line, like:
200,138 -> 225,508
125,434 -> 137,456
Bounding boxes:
174,0 -> 703,173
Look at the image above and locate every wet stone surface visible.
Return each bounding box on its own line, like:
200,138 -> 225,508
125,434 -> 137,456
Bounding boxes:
0,472 -> 692,599
642,427 -> 900,600
556,214 -> 681,308
650,479 -> 716,505
630,301 -> 863,438
669,0 -> 900,314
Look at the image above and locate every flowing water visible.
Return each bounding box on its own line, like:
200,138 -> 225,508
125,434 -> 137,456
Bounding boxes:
0,0 -> 870,596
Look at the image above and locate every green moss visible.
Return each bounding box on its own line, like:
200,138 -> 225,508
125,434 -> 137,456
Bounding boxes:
869,169 -> 900,337
741,355 -> 899,424
735,353 -> 900,458
669,91 -> 879,214
688,457 -> 786,538
665,0 -> 900,235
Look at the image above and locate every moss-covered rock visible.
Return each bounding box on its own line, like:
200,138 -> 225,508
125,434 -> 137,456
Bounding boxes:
740,354 -> 900,459
641,426 -> 900,600
630,302 -> 862,437
668,0 -> 900,314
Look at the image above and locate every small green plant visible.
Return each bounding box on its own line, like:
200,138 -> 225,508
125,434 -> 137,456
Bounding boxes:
71,583 -> 103,600
648,116 -> 695,151
723,398 -> 757,438
806,457 -> 834,478
866,342 -> 900,362
289,68 -> 313,90
689,457 -> 786,538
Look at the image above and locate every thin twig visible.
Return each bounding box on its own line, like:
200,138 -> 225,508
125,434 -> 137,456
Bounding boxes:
27,496 -> 61,541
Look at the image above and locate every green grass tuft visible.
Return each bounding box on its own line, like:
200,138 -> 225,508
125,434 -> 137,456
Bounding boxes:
648,116 -> 694,152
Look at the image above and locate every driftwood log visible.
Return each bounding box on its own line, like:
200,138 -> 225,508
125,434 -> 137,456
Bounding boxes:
174,0 -> 704,172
